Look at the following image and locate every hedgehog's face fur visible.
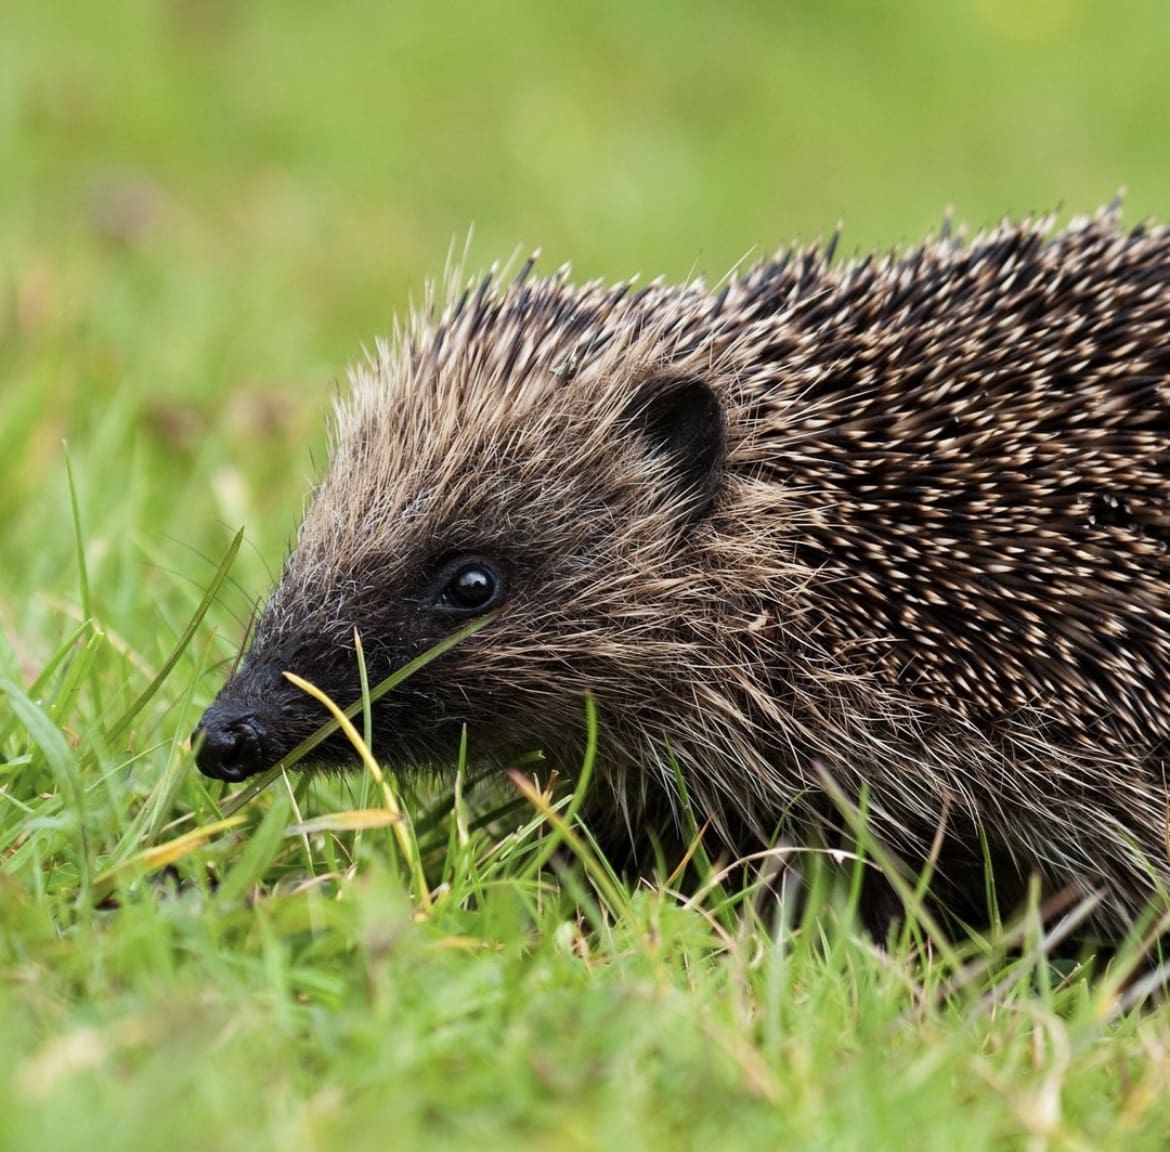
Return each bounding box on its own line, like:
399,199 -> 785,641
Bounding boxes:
194,273 -> 783,799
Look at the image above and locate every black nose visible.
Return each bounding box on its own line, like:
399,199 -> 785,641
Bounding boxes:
193,708 -> 269,782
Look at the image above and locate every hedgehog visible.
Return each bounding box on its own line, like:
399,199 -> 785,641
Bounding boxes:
194,205 -> 1170,939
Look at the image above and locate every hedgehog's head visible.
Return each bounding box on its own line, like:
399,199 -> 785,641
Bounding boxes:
194,273 -> 751,785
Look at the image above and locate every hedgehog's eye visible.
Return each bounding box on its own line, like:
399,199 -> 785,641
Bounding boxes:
438,561 -> 501,613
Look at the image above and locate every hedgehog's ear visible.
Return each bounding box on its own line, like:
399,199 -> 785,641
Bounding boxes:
621,375 -> 726,522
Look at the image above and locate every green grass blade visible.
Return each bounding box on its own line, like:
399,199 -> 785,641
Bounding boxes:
99,526 -> 244,755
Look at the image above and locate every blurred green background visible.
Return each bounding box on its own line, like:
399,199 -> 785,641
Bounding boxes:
2,0 -> 1169,673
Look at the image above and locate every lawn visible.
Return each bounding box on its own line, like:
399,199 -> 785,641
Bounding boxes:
4,1 -> 1170,1148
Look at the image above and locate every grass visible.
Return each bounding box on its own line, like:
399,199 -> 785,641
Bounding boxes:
5,0 -> 1170,1147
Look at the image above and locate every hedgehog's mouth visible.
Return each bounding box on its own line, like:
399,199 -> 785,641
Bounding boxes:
191,681 -> 472,782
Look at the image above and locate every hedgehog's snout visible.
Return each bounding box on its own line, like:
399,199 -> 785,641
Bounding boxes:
193,704 -> 270,783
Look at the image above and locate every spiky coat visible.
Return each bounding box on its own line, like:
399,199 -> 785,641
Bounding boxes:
200,206 -> 1170,936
